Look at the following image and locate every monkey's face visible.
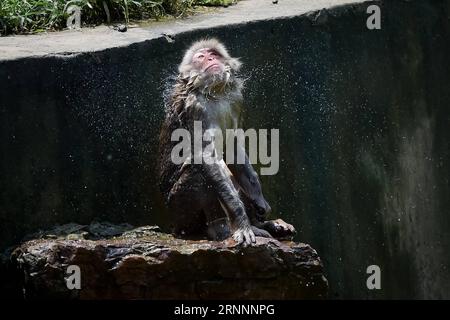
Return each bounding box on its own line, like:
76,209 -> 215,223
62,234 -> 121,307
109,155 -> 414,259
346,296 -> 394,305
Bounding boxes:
192,48 -> 225,75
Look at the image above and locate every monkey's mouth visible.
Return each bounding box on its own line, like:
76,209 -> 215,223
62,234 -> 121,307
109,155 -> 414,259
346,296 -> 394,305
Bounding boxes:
205,64 -> 221,72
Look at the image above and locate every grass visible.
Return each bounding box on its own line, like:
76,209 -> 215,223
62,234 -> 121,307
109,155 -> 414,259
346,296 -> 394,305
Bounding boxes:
0,0 -> 238,35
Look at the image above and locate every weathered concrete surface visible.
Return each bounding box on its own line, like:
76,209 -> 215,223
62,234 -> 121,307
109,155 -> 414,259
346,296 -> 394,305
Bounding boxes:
1,0 -> 449,300
10,223 -> 328,299
0,0 -> 368,60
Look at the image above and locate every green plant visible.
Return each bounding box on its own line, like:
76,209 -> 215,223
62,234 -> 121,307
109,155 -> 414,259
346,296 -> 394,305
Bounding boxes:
0,0 -> 239,35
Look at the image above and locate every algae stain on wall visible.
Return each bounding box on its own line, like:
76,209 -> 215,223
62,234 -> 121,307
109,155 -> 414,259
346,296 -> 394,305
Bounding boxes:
380,113 -> 448,299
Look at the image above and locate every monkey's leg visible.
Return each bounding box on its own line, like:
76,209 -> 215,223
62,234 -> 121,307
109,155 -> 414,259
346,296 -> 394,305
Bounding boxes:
168,167 -> 208,239
204,195 -> 231,241
242,188 -> 295,240
239,190 -> 273,238
227,144 -> 271,221
226,146 -> 296,240
169,197 -> 206,239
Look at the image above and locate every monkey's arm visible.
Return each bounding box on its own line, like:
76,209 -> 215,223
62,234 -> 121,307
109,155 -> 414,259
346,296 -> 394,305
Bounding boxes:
182,98 -> 255,245
201,158 -> 255,245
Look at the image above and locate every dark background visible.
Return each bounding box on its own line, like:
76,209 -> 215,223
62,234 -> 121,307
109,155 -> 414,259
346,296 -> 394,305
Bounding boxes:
1,0 -> 449,298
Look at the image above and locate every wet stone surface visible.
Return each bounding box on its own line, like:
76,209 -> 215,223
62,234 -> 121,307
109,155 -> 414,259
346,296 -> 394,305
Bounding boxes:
10,222 -> 328,299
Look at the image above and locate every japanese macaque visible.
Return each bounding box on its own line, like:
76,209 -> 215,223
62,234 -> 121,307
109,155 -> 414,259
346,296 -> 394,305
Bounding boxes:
159,38 -> 295,245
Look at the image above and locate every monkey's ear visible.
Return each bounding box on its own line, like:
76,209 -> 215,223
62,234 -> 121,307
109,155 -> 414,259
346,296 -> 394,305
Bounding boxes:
179,63 -> 193,75
228,57 -> 242,72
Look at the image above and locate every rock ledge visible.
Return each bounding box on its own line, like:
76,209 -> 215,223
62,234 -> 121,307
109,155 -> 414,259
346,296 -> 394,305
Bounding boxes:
11,224 -> 328,299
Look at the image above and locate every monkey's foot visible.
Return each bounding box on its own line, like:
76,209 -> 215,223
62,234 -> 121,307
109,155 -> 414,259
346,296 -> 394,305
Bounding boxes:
251,225 -> 272,238
263,219 -> 296,240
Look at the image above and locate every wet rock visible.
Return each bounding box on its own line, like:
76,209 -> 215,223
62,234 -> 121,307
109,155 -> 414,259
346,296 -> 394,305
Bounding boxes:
22,221 -> 134,241
11,225 -> 328,299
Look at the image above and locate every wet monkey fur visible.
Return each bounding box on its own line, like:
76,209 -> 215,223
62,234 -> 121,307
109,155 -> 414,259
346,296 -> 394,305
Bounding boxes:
159,39 -> 295,245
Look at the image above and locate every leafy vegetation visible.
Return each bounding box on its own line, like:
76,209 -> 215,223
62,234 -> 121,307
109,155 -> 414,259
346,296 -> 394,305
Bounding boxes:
0,0 -> 238,35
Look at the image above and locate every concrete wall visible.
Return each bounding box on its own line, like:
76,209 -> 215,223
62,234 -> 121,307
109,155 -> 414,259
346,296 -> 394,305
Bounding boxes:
1,0 -> 449,298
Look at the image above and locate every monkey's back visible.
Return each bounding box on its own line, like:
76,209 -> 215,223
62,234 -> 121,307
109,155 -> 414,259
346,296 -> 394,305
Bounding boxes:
158,107 -> 183,203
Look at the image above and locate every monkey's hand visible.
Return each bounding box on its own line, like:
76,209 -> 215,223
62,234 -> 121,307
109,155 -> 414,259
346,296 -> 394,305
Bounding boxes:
227,208 -> 256,246
232,226 -> 256,246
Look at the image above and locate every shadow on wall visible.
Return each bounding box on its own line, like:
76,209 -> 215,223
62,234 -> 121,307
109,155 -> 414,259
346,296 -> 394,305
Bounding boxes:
0,0 -> 449,299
